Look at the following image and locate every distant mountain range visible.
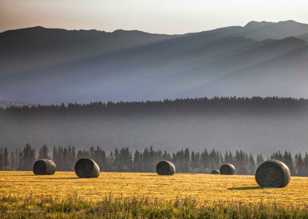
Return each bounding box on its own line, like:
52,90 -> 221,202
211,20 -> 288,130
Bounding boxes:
1,20 -> 308,104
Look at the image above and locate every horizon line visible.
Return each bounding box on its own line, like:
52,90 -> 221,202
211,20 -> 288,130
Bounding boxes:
1,19 -> 305,35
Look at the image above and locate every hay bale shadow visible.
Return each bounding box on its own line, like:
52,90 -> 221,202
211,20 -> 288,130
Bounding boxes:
37,177 -> 79,180
228,186 -> 261,191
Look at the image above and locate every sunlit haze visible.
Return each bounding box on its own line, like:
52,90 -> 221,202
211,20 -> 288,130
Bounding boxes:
1,0 -> 308,33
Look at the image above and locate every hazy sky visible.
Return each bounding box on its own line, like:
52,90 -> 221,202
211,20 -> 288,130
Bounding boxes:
1,0 -> 308,34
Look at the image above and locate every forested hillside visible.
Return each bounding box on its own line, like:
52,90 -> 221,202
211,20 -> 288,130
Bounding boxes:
1,97 -> 308,153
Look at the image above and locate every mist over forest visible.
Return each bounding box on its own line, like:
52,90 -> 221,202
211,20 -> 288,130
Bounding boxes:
1,97 -> 308,154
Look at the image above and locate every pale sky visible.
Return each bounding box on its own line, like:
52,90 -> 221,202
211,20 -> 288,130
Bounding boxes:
1,0 -> 308,34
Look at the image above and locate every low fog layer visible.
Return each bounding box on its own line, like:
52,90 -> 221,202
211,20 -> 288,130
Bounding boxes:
1,99 -> 308,153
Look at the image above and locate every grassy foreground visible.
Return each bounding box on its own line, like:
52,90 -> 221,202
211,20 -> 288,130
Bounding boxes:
1,172 -> 308,218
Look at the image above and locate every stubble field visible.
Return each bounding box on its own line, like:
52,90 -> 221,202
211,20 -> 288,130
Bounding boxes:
1,171 -> 308,218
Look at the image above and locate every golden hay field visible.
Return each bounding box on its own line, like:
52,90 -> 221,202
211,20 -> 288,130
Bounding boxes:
0,171 -> 308,208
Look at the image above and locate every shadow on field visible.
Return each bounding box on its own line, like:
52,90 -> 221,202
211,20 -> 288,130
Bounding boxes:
228,186 -> 261,191
5,174 -> 33,177
1,175 -> 78,179
38,177 -> 79,180
5,177 -> 79,182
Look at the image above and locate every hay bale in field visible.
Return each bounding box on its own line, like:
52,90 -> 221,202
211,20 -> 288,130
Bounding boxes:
211,169 -> 220,174
220,163 -> 236,175
156,160 -> 176,175
33,159 -> 56,175
255,160 -> 291,188
74,158 -> 100,178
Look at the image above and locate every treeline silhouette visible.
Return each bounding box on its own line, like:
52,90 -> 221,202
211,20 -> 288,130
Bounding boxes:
1,145 -> 308,176
2,97 -> 308,115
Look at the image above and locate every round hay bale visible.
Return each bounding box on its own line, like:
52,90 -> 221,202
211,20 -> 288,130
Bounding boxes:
220,163 -> 236,175
74,158 -> 100,178
211,169 -> 220,174
255,160 -> 291,188
33,159 -> 56,175
156,160 -> 176,175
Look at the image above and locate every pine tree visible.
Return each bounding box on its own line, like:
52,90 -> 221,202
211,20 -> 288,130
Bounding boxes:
38,145 -> 49,159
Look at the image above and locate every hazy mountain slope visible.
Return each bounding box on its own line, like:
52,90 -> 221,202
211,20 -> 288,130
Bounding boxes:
0,26 -> 176,75
242,20 -> 308,40
2,35 -> 307,103
0,35 -> 257,103
1,21 -> 308,103
186,20 -> 308,41
196,45 -> 308,97
298,32 -> 308,42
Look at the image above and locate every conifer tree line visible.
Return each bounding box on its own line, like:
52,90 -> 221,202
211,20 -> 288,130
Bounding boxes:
0,145 -> 308,176
2,96 -> 308,115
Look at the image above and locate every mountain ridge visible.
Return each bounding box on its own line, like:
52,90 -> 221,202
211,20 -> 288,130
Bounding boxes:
1,20 -> 308,104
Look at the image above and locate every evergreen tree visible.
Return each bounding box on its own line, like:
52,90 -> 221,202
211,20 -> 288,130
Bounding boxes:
38,145 -> 49,159
18,144 -> 35,170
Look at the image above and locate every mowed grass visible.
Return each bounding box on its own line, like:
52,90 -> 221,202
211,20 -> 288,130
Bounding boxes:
1,171 -> 308,218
